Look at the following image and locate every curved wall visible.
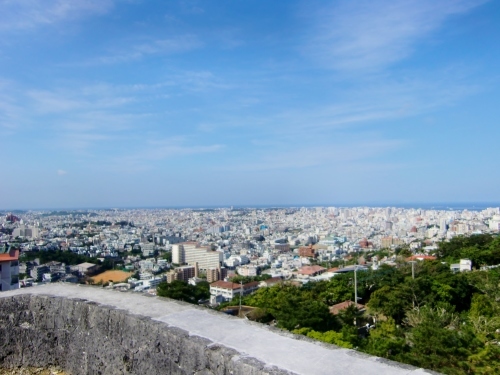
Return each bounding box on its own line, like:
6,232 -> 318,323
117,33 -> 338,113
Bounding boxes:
0,285 -> 431,375
0,295 -> 283,375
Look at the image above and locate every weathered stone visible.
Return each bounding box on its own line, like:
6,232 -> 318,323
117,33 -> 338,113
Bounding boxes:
0,286 -> 436,375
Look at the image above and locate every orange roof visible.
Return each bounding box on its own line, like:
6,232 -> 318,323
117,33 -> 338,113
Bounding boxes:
243,281 -> 259,289
298,265 -> 326,275
210,281 -> 241,290
0,249 -> 19,262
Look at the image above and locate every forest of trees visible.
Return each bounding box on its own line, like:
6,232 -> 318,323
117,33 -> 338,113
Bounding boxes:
218,234 -> 500,375
157,280 -> 210,304
21,250 -> 118,272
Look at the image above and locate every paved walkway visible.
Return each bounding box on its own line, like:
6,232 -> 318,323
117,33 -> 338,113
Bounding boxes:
1,285 -> 432,375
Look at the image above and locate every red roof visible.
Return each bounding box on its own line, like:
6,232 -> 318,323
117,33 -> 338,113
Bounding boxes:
0,249 -> 19,262
243,281 -> 259,289
210,281 -> 241,290
298,265 -> 326,275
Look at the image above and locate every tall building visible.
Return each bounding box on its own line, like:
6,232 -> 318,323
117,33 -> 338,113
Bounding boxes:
206,266 -> 227,283
166,265 -> 196,283
440,218 -> 448,232
174,242 -> 222,271
12,225 -> 39,239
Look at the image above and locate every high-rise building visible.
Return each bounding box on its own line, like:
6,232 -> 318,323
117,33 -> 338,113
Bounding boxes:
207,266 -> 227,283
166,265 -> 196,283
172,242 -> 223,271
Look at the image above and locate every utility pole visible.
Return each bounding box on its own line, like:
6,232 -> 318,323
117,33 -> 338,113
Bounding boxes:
409,261 -> 416,279
239,280 -> 243,317
354,266 -> 358,306
354,265 -> 358,327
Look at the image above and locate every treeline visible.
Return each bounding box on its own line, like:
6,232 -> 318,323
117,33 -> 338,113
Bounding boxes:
21,250 -> 118,271
157,280 -> 210,304
228,273 -> 272,284
435,233 -> 500,267
232,234 -> 500,375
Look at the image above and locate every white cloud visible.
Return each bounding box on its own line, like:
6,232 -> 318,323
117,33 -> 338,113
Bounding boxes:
57,169 -> 67,175
0,0 -> 114,31
305,0 -> 489,72
83,35 -> 202,65
143,138 -> 223,160
221,138 -> 403,172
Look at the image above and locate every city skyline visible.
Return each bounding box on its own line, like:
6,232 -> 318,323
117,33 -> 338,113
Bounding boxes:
1,0 -> 500,209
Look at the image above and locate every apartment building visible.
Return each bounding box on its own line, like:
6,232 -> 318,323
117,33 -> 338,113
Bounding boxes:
173,242 -> 222,271
206,266 -> 228,283
166,265 -> 197,283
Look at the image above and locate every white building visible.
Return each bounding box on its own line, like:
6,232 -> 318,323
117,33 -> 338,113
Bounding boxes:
237,265 -> 258,277
450,259 -> 472,273
141,242 -> 155,257
489,216 -> 500,231
174,242 -> 223,270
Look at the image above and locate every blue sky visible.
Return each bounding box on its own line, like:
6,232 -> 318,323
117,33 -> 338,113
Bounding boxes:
1,0 -> 499,209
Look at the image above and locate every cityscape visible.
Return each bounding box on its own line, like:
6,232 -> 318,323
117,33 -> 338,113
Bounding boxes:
2,205 -> 500,374
2,0 -> 500,374
2,205 -> 500,294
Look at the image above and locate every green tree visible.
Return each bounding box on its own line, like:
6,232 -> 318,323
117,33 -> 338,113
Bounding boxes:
365,318 -> 407,359
157,280 -> 209,304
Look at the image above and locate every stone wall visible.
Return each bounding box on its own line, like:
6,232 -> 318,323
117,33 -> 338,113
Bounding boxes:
0,295 -> 290,375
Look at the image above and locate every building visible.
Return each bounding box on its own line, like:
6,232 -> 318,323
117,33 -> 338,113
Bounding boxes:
12,225 -> 39,239
206,267 -> 227,283
489,215 -> 500,231
210,281 -> 242,301
298,245 -> 316,258
274,243 -> 290,253
358,238 -> 373,249
380,236 -> 404,249
297,265 -> 326,277
73,262 -> 98,276
174,242 -> 223,271
209,280 -> 260,302
237,265 -> 257,277
30,264 -> 50,282
166,265 -> 196,283
172,243 -> 187,264
450,259 -> 472,273
259,277 -> 283,288
0,246 -> 20,291
141,243 -> 155,257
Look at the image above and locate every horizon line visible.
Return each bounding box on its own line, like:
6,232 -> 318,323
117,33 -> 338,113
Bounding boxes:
2,201 -> 500,212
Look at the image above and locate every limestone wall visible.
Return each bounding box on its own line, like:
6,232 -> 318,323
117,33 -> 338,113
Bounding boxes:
0,295 -> 289,375
0,285 -> 432,375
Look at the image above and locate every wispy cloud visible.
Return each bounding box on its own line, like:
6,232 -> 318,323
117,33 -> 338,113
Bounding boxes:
141,137 -> 223,160
57,169 -> 68,175
304,0 -> 489,72
88,35 -> 202,65
219,138 -> 403,172
27,87 -> 135,114
0,0 -> 114,31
